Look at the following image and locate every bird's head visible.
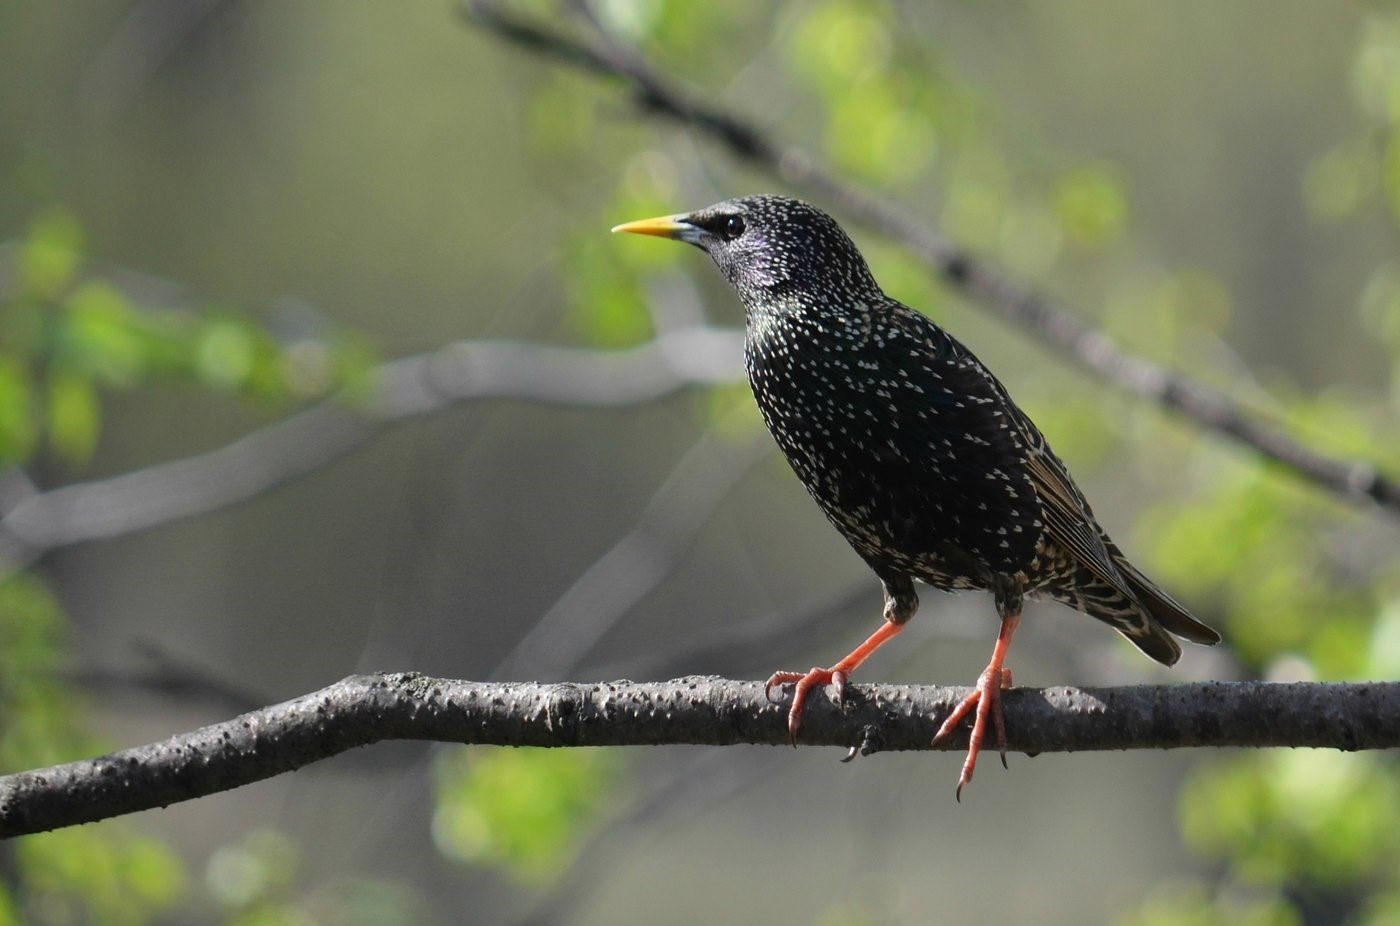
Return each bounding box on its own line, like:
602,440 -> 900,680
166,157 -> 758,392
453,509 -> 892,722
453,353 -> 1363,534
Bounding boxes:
612,194 -> 881,310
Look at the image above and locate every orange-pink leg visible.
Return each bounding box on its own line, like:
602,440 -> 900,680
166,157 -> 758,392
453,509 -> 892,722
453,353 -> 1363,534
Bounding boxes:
765,621 -> 905,746
931,613 -> 1020,801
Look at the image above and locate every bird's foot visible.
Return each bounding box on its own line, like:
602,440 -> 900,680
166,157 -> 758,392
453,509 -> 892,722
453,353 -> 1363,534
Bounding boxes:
764,666 -> 851,747
763,620 -> 905,748
931,665 -> 1013,801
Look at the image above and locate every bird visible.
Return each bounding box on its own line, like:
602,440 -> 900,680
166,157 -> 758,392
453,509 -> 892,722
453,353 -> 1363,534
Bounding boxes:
612,194 -> 1219,798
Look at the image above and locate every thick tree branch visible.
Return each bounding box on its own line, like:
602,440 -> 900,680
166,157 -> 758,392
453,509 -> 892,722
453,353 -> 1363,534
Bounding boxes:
0,326 -> 744,573
2,674 -> 1395,838
462,0 -> 1400,515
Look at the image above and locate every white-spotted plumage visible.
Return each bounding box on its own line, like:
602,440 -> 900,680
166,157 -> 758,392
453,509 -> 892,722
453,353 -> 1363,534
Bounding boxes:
657,194 -> 1219,663
618,194 -> 1224,795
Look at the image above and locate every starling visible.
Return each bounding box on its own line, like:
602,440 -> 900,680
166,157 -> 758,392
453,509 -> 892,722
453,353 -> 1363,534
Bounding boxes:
613,195 -> 1219,797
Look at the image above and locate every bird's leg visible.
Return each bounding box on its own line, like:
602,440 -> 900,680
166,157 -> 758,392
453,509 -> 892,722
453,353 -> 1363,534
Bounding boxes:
765,576 -> 917,746
931,606 -> 1020,801
764,621 -> 904,746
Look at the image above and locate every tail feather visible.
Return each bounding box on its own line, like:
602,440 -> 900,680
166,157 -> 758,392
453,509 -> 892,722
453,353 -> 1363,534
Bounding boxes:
1044,544 -> 1220,666
1112,554 -> 1221,646
1045,573 -> 1183,665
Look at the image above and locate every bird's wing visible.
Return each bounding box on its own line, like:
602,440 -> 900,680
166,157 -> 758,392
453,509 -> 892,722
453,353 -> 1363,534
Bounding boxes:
999,391 -> 1142,602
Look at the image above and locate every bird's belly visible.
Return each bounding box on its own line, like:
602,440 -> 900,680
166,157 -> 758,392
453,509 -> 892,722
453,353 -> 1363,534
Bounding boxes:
745,338 -> 1034,589
770,434 -> 990,592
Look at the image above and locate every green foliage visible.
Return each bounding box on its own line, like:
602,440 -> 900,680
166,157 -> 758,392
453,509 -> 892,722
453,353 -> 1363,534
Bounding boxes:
2,4 -> 1396,923
1113,11 -> 1400,925
1182,752 -> 1400,888
563,233 -> 655,348
1055,163 -> 1130,251
1304,139 -> 1377,221
432,746 -> 620,885
1142,465 -> 1380,674
1120,887 -> 1300,926
0,575 -> 82,771
0,209 -> 376,468
0,575 -> 187,924
785,1 -> 971,185
206,831 -> 302,914
0,211 -> 384,924
205,830 -> 435,926
516,7 -> 1400,920
16,828 -> 184,926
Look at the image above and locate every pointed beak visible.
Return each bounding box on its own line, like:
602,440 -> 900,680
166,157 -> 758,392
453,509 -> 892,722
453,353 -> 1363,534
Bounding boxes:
611,213 -> 704,244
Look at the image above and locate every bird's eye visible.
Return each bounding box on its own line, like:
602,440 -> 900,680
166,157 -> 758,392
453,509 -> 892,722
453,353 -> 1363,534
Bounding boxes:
720,215 -> 745,241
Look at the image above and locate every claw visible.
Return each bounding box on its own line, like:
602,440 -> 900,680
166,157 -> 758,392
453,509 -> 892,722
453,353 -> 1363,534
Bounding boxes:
934,663 -> 1014,800
934,613 -> 1020,800
994,666 -> 1012,769
764,666 -> 840,746
831,669 -> 848,705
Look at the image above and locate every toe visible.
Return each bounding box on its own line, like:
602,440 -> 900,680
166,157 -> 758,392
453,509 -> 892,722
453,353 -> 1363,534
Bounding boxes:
764,671 -> 802,703
831,669 -> 848,705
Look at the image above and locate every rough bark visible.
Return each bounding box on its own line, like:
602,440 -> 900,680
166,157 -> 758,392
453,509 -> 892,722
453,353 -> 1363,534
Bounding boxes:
2,674 -> 1396,838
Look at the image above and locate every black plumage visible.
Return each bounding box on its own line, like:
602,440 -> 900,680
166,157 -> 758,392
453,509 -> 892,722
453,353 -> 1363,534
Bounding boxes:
614,194 -> 1219,796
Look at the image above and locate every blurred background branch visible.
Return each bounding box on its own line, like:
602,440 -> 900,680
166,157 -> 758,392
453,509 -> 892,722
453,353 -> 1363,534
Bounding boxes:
0,323 -> 744,574
464,0 -> 1400,516
2,2 -> 1398,923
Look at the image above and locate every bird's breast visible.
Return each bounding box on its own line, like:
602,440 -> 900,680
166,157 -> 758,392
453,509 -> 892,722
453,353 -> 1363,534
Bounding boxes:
743,307 -> 1044,585
743,314 -> 926,511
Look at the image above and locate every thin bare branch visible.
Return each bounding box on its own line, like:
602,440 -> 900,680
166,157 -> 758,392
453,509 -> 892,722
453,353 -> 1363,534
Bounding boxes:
64,641 -> 268,715
0,326 -> 744,574
490,422 -> 772,681
2,673 -> 1395,838
462,0 -> 1400,515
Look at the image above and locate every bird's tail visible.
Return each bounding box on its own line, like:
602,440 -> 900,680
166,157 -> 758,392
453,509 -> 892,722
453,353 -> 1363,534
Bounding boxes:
1111,553 -> 1221,647
1047,547 -> 1220,666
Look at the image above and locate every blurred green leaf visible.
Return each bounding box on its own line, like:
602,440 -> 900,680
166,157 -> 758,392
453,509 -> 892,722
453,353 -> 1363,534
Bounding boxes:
0,356 -> 37,464
595,0 -> 665,42
328,332 -> 380,405
1304,139 -> 1378,221
16,827 -> 185,926
0,886 -> 18,926
1367,597 -> 1400,677
59,281 -> 147,386
19,209 -> 83,301
0,573 -> 188,925
433,746 -> 620,885
197,318 -> 257,390
46,372 -> 100,463
786,1 -> 893,95
564,234 -> 654,348
206,830 -> 301,910
1352,15 -> 1400,123
1120,885 -> 1300,926
1055,163 -> 1130,251
1181,752 -> 1400,889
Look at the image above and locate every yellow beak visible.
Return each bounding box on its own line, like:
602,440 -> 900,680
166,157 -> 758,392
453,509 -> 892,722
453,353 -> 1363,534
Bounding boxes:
610,213 -> 699,240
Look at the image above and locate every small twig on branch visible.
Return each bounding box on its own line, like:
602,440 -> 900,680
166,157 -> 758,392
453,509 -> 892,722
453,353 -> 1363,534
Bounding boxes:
0,326 -> 744,574
2,673 -> 1395,838
462,0 -> 1400,516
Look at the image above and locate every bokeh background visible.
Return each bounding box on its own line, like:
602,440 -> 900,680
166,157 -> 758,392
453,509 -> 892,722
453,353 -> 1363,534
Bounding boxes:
1,2 -> 1398,924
